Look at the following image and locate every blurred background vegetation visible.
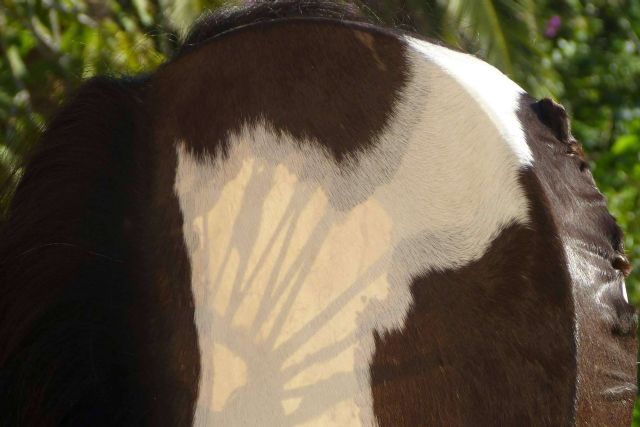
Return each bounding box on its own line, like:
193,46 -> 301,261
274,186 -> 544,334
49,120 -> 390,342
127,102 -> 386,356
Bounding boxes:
1,0 -> 639,420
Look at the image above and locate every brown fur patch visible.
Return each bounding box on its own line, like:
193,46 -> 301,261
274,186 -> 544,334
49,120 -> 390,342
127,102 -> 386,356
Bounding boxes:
370,171 -> 578,425
152,19 -> 408,162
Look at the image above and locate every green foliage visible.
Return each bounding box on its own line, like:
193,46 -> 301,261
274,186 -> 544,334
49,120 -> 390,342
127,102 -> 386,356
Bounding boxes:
1,0 -> 639,420
0,0 -> 172,216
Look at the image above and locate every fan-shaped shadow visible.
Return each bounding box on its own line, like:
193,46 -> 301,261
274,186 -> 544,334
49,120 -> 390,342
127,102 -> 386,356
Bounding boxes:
184,154 -> 397,426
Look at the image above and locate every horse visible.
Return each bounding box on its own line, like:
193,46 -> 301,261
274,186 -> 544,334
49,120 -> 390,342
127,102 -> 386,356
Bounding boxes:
0,2 -> 636,425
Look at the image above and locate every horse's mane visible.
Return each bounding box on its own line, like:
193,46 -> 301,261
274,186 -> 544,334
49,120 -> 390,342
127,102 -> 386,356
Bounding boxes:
178,1 -> 373,56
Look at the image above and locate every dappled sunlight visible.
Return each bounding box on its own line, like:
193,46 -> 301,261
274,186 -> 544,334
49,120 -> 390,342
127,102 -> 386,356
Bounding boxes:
186,155 -> 394,425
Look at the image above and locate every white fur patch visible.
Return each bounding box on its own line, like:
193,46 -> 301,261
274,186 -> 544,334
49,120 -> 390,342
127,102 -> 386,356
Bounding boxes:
406,38 -> 533,166
175,36 -> 532,426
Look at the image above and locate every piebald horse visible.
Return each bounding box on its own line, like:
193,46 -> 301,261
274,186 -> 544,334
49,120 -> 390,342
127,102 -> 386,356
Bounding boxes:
0,2 -> 636,425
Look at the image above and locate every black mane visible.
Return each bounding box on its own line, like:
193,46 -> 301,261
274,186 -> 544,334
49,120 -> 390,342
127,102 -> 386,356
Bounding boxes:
178,1 -> 372,56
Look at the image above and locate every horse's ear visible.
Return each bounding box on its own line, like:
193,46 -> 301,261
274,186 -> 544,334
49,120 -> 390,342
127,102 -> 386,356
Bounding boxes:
532,98 -> 572,143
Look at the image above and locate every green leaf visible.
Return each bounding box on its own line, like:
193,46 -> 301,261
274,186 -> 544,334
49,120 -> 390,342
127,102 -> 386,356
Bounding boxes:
6,45 -> 27,79
133,0 -> 154,26
612,134 -> 640,155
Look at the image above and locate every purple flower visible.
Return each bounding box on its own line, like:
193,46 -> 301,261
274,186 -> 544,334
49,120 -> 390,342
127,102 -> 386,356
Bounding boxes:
544,15 -> 562,39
